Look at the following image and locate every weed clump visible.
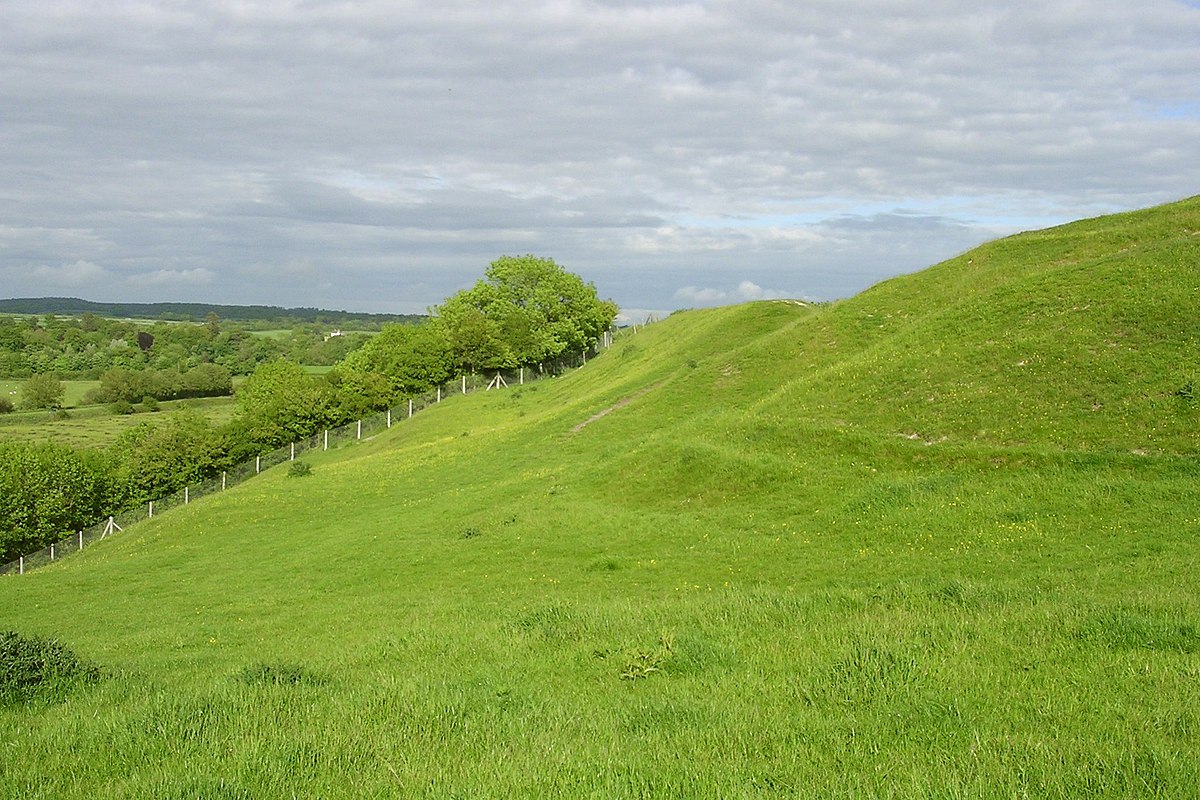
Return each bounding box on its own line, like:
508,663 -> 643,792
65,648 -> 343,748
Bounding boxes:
0,630 -> 100,704
236,662 -> 324,687
287,461 -> 312,478
619,631 -> 675,680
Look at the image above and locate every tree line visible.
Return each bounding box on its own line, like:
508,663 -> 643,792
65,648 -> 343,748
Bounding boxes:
0,297 -> 420,326
0,256 -> 618,563
0,312 -> 376,380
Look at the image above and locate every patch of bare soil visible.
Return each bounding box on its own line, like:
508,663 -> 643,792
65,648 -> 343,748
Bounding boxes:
571,382 -> 665,433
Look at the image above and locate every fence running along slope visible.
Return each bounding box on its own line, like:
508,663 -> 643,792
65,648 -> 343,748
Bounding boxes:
1,335 -> 626,576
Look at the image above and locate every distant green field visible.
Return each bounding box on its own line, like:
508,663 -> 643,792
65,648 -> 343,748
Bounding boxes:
0,378 -> 99,409
0,395 -> 238,449
2,197 -> 1199,798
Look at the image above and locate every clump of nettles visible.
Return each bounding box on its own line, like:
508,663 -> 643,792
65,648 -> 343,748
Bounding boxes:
0,630 -> 101,704
287,461 -> 313,477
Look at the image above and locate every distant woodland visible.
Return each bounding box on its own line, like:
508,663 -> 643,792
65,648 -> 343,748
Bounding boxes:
0,297 -> 422,326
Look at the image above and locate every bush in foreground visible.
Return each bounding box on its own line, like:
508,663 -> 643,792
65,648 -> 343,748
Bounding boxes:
0,630 -> 100,704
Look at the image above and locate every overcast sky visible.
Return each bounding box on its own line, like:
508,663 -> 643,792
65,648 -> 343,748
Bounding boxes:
2,1 -> 1198,317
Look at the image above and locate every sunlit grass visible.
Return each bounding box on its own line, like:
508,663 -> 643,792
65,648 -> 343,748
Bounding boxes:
2,197 -> 1199,797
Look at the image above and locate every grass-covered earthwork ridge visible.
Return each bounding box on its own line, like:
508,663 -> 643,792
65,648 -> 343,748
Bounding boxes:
2,196 -> 1199,797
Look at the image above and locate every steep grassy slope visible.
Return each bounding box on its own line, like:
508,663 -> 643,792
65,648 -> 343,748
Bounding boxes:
2,198 -> 1199,798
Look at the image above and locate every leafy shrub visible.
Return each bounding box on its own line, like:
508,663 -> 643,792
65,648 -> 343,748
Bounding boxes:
0,397 -> 13,414
141,395 -> 160,412
0,630 -> 100,704
111,400 -> 136,415
287,461 -> 312,478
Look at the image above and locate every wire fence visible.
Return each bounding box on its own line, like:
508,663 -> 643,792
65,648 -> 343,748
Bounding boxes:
0,338 -> 616,577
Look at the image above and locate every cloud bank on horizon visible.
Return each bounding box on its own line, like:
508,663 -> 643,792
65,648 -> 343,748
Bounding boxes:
2,0 -> 1198,314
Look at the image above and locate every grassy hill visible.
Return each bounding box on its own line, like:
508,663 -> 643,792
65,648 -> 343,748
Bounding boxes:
2,197 -> 1199,798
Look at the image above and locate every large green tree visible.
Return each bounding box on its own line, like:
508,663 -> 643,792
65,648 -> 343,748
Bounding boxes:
232,359 -> 336,448
339,320 -> 454,399
0,443 -> 126,562
436,255 -> 617,371
19,374 -> 65,410
113,410 -> 228,504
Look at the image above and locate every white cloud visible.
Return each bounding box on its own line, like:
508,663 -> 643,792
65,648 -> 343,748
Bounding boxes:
23,260 -> 112,287
140,268 -> 216,286
673,280 -> 803,307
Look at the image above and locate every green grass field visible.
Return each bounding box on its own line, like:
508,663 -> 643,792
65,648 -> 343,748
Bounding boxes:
2,197 -> 1199,798
0,378 -> 98,409
0,394 -> 238,449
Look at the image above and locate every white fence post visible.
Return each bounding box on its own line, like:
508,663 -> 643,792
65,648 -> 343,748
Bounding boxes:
387,409 -> 391,428
19,556 -> 23,575
149,501 -> 153,518
462,375 -> 467,394
357,420 -> 362,439
437,387 -> 441,403
520,367 -> 524,385
324,430 -> 329,451
222,471 -> 227,490
409,399 -> 413,418
50,544 -> 55,561
184,486 -> 189,504
256,455 -> 261,474
78,531 -> 83,550
291,442 -> 295,461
